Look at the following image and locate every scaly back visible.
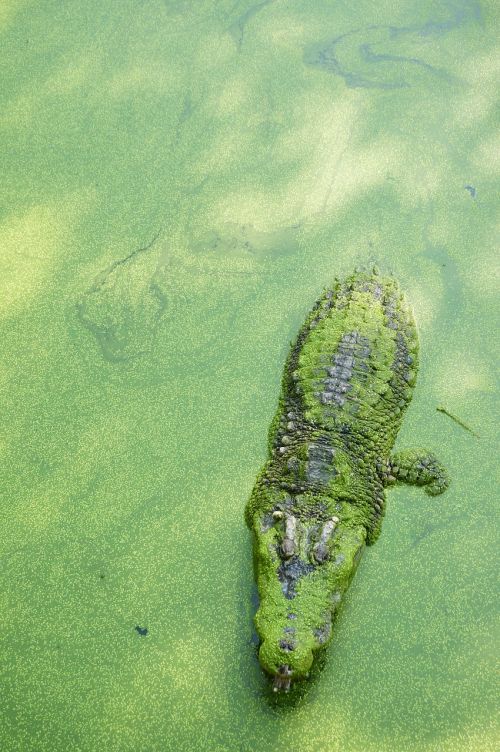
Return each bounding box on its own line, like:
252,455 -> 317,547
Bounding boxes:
284,271 -> 419,458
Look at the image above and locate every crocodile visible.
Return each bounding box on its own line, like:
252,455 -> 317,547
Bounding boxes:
245,269 -> 449,692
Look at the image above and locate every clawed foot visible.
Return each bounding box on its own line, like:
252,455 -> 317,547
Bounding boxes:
386,449 -> 449,496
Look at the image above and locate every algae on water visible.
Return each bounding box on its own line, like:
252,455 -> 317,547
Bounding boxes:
76,232 -> 167,362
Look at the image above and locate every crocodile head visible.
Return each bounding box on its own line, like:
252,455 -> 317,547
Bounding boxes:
252,505 -> 366,690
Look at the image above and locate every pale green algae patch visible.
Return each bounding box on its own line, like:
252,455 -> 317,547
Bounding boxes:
0,1 -> 499,751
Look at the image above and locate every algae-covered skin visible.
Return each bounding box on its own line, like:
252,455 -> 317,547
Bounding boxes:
245,270 -> 449,691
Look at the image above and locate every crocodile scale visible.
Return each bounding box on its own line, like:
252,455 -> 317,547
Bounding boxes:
245,270 -> 449,691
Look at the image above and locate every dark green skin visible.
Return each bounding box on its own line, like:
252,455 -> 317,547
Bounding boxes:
245,271 -> 449,691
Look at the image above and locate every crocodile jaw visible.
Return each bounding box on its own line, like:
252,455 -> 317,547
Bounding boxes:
252,515 -> 367,690
258,634 -> 314,689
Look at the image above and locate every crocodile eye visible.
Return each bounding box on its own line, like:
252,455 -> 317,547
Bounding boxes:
281,538 -> 296,558
280,514 -> 297,558
311,517 -> 340,564
312,542 -> 329,564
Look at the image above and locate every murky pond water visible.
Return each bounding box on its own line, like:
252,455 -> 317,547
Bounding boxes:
0,2 -> 498,750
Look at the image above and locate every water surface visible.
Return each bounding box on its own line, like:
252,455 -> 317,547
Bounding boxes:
0,1 -> 498,750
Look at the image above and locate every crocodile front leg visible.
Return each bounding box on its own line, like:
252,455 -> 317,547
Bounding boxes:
386,449 -> 449,496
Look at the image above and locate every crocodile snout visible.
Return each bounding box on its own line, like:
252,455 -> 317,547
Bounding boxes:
258,638 -> 314,691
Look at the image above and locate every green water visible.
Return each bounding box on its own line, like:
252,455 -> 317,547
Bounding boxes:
0,1 -> 498,750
